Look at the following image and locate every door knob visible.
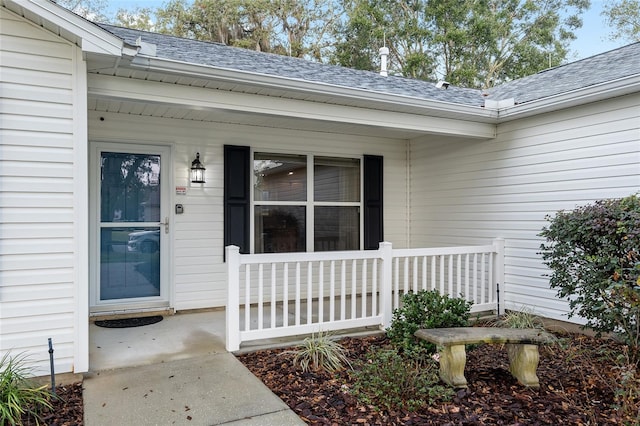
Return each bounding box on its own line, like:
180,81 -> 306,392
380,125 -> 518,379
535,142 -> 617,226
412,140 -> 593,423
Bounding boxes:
159,217 -> 169,234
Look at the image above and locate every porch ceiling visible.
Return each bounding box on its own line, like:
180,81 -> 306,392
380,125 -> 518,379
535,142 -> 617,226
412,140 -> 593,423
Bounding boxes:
88,96 -> 436,140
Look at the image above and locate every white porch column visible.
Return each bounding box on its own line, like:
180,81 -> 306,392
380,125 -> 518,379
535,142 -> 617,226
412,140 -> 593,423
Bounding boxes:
493,238 -> 505,315
379,242 -> 393,330
226,245 -> 241,352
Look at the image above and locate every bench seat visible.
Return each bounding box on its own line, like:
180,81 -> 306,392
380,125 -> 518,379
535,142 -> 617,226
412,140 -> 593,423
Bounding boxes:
415,327 -> 556,388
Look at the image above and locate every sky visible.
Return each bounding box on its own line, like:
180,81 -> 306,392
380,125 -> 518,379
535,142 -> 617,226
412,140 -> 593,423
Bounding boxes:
104,0 -> 628,61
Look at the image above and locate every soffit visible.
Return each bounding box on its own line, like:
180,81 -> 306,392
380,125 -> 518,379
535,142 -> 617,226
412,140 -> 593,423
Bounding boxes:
88,96 -> 440,140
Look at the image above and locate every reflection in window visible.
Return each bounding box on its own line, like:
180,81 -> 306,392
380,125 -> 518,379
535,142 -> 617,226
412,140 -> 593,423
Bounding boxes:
101,153 -> 160,223
100,227 -> 160,300
254,153 -> 307,201
255,206 -> 306,253
252,152 -> 361,253
314,206 -> 359,251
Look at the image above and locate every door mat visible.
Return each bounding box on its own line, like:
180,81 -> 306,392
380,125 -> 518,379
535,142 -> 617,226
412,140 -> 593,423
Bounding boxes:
94,315 -> 163,328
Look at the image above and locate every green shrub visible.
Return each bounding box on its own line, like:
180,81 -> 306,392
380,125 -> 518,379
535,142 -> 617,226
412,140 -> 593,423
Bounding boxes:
386,289 -> 472,357
539,194 -> 640,364
0,352 -> 53,426
350,347 -> 453,412
286,331 -> 351,373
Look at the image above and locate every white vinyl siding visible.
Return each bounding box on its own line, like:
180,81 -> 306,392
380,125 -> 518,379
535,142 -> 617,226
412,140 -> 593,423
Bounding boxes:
0,9 -> 81,374
409,94 -> 640,322
89,110 -> 409,311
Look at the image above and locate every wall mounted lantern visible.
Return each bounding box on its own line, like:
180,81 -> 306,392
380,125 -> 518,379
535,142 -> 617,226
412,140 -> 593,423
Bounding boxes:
190,152 -> 206,183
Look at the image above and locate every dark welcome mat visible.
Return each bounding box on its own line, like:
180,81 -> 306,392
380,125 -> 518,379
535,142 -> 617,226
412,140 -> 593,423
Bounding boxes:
95,315 -> 163,328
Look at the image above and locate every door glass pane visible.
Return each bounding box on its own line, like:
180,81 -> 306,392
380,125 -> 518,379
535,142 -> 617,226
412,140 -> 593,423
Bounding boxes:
99,151 -> 162,302
254,153 -> 307,201
314,206 -> 359,251
100,227 -> 160,300
314,157 -> 360,202
101,153 -> 161,222
255,206 -> 306,253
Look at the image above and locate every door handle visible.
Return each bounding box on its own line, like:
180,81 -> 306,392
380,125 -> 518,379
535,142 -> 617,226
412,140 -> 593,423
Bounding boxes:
159,217 -> 169,234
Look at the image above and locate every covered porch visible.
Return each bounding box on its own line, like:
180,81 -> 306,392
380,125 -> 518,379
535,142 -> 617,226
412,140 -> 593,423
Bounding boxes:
89,238 -> 504,370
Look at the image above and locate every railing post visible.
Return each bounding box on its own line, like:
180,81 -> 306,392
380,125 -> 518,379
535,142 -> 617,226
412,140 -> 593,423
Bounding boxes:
493,238 -> 505,315
379,242 -> 393,330
226,245 -> 241,352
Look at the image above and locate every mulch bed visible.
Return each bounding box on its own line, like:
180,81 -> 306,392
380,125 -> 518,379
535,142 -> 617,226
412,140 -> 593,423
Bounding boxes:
22,332 -> 638,425
237,333 -> 638,425
21,382 -> 84,426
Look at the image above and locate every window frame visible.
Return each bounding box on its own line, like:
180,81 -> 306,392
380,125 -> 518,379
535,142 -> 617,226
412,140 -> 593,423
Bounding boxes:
250,151 -> 364,254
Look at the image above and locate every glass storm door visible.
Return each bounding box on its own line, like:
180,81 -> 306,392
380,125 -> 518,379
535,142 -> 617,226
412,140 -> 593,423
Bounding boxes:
94,146 -> 169,307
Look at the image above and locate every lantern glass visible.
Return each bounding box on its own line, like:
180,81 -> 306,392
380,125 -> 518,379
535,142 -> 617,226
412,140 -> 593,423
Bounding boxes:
191,153 -> 205,183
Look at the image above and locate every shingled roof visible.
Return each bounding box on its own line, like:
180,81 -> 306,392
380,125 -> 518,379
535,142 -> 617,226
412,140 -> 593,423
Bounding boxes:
97,24 -> 484,107
486,42 -> 640,104
97,23 -> 640,109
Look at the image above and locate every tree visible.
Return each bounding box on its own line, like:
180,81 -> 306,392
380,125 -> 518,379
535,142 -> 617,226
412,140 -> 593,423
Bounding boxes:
150,0 -> 338,59
53,0 -> 109,22
271,0 -> 340,61
114,7 -> 156,32
602,0 -> 640,43
332,0 -> 590,88
332,0 -> 434,79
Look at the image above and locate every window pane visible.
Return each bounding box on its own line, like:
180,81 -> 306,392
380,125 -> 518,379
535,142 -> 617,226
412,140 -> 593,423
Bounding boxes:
100,227 -> 160,300
314,157 -> 360,202
255,206 -> 306,253
101,152 -> 161,222
254,153 -> 307,201
314,206 -> 359,251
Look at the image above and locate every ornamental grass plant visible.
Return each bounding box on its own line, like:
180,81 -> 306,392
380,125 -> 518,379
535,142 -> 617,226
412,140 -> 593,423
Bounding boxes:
287,331 -> 351,373
0,352 -> 53,426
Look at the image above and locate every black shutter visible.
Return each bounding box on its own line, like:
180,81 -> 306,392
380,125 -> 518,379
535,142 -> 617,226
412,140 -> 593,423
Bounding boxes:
363,155 -> 383,250
224,145 -> 250,254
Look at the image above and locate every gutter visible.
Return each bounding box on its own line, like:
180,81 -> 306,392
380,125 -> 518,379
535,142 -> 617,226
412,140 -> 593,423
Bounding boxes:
128,55 -> 499,123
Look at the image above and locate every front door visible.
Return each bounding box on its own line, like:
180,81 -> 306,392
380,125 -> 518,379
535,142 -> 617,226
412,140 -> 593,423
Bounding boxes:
90,143 -> 171,312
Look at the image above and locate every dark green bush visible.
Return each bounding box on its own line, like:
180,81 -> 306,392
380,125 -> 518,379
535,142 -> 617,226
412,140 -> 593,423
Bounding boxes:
539,194 -> 639,364
350,347 -> 453,412
386,289 -> 472,356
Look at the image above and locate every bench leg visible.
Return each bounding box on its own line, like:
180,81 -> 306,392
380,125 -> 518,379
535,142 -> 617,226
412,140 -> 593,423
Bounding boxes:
439,344 -> 467,388
506,343 -> 540,387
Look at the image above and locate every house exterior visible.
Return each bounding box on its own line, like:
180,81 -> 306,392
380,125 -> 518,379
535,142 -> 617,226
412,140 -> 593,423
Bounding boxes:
1,0 -> 638,375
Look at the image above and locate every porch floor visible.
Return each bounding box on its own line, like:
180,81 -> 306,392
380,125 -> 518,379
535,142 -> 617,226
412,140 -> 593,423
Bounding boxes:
89,303 -> 383,371
89,310 -> 229,371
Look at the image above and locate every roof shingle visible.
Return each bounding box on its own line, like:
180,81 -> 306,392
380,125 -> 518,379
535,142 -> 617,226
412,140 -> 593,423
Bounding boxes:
98,24 -> 640,108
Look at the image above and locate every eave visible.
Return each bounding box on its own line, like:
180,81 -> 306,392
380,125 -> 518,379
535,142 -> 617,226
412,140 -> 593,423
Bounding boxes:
127,55 -> 498,125
2,0 -> 131,57
496,74 -> 640,121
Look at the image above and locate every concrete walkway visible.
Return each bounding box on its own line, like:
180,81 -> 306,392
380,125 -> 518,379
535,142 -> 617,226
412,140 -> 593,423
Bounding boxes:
83,352 -> 304,425
84,311 -> 305,425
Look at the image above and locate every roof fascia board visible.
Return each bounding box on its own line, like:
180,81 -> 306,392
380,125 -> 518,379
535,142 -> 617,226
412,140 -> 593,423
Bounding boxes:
5,0 -> 124,56
88,74 -> 497,139
496,74 -> 640,121
129,56 -> 497,123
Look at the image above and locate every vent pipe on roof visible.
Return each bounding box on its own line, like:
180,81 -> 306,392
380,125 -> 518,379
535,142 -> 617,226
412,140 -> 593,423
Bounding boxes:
379,46 -> 389,77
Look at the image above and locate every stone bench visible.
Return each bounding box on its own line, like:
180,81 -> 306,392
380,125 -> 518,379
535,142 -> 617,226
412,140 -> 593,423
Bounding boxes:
415,327 -> 557,388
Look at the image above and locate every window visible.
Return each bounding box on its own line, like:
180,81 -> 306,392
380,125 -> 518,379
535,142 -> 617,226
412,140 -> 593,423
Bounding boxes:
253,153 -> 360,253
224,145 -> 382,255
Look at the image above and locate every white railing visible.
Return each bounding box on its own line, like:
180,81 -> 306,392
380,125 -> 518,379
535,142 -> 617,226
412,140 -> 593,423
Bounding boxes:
226,239 -> 504,351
